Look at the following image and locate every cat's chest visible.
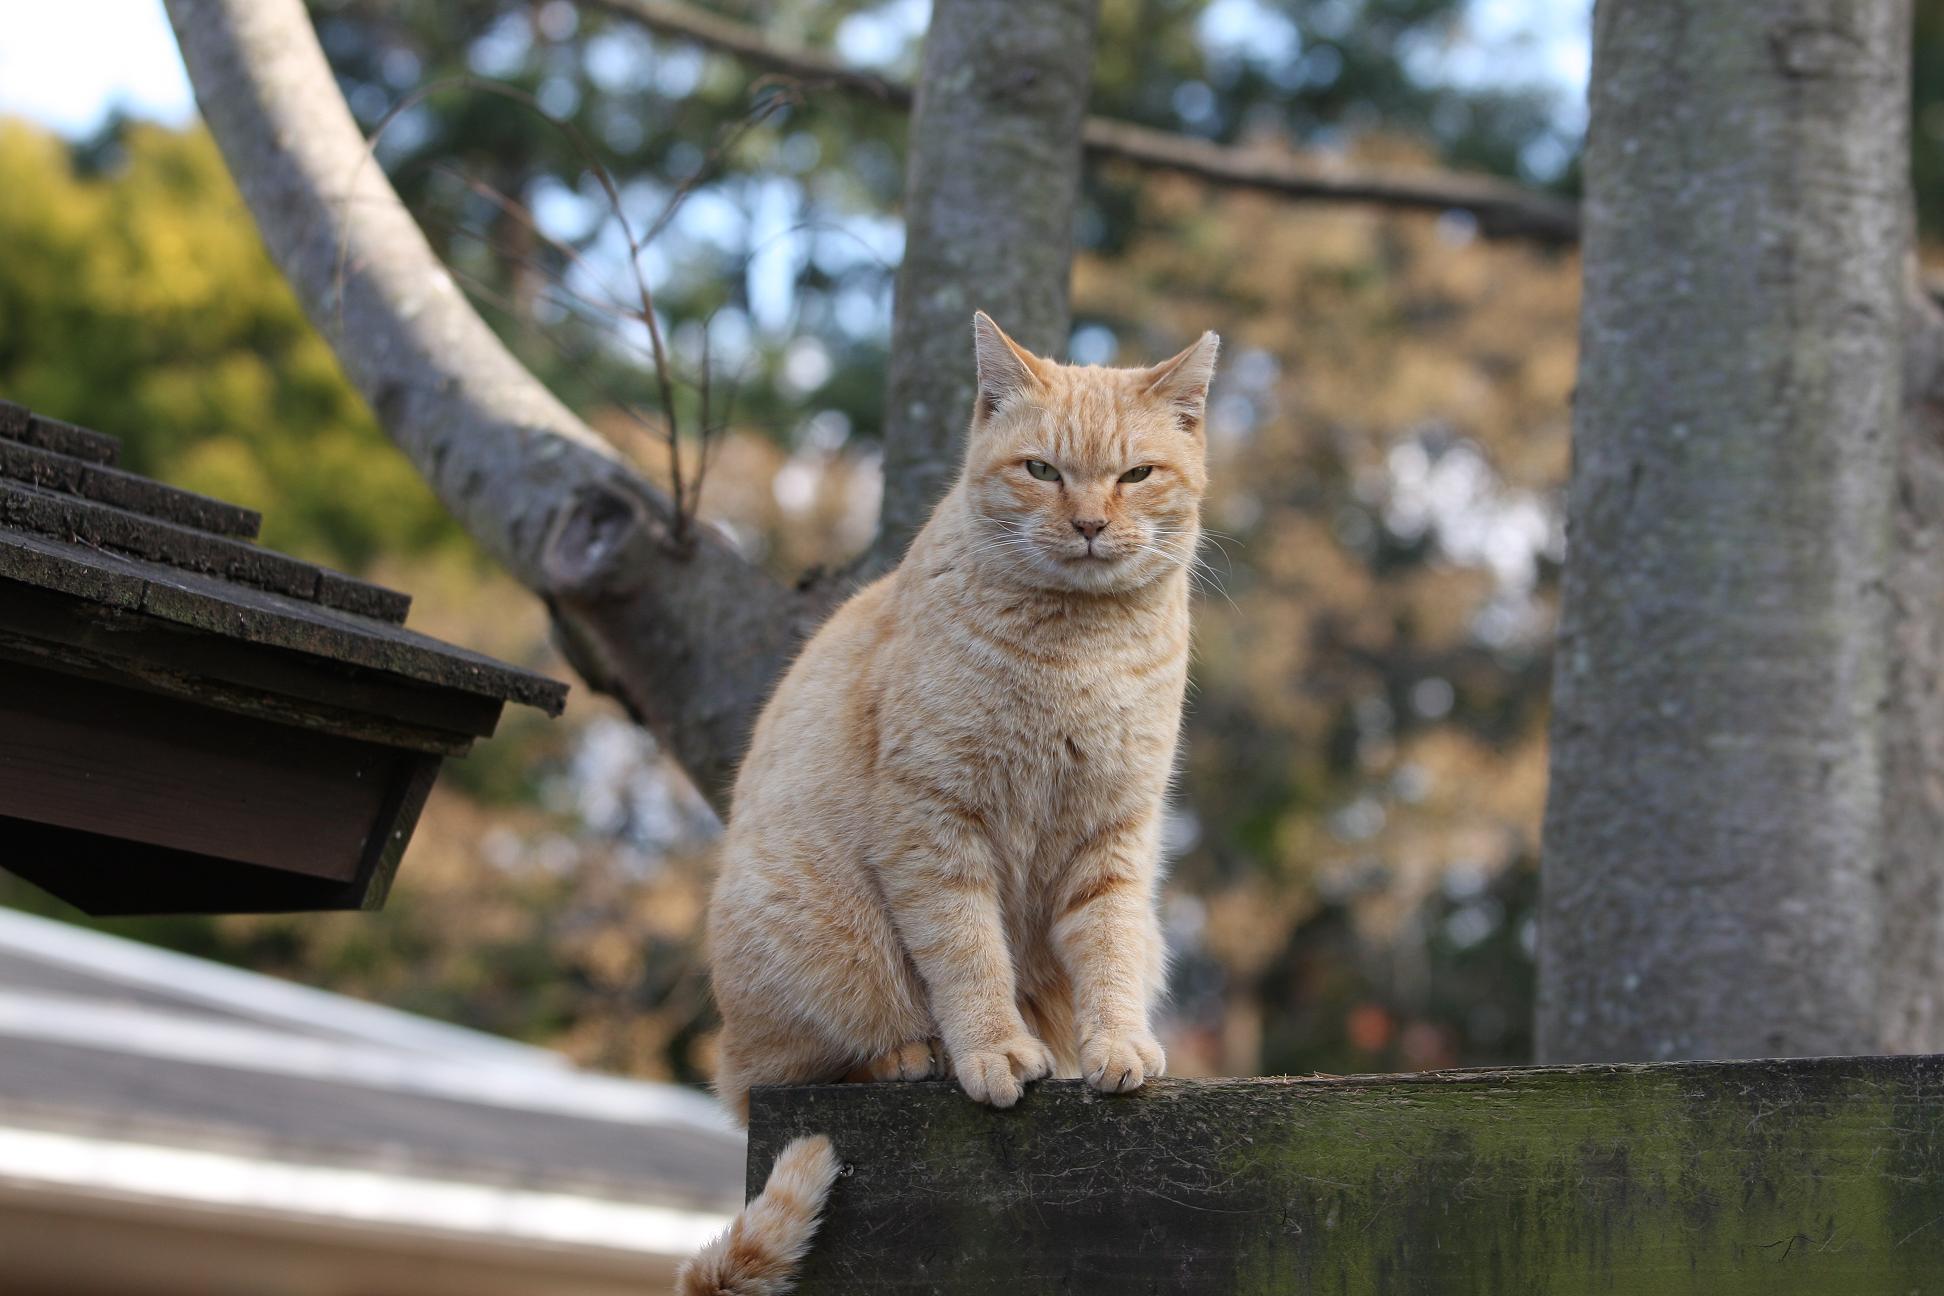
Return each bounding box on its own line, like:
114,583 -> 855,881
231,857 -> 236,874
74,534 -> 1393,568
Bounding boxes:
880,589 -> 1188,824
931,640 -> 1182,818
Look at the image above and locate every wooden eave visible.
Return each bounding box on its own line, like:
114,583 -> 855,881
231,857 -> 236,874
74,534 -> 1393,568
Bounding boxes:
0,400 -> 568,915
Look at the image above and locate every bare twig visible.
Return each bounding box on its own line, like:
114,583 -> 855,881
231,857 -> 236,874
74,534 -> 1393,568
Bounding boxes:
342,73 -> 794,544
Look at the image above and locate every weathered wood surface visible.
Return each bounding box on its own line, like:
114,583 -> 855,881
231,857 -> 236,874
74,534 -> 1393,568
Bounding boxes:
0,400 -> 119,465
0,479 -> 407,622
0,532 -> 564,713
0,438 -> 260,538
0,581 -> 504,752
749,1058 -> 1944,1294
0,664 -> 399,882
0,661 -> 446,914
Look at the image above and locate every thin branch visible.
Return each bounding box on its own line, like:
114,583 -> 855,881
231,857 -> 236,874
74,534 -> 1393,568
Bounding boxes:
640,83 -> 801,250
1079,118 -> 1580,243
585,0 -> 1582,244
587,0 -> 914,107
428,167 -> 638,326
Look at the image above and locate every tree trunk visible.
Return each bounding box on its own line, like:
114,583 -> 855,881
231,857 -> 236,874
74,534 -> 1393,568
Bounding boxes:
1539,3 -> 1915,1061
866,0 -> 1101,573
1882,282 -> 1944,1050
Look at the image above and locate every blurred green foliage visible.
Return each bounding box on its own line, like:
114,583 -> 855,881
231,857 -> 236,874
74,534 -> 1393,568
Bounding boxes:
1915,1 -> 1944,234
0,119 -> 458,569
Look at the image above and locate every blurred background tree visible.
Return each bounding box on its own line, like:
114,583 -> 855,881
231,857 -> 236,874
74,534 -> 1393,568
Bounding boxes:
8,0 -> 1907,1085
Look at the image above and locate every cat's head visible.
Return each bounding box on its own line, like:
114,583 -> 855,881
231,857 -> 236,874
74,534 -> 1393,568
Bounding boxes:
960,312 -> 1218,595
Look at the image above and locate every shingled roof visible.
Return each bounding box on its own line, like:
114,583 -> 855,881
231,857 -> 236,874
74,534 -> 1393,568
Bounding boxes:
0,401 -> 569,915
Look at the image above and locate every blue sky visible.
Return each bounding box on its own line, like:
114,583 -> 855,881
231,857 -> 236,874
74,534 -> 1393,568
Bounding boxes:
0,0 -> 1588,142
0,2 -> 196,134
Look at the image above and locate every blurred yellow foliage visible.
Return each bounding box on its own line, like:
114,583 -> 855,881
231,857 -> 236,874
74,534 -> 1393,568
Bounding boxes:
0,118 -> 457,568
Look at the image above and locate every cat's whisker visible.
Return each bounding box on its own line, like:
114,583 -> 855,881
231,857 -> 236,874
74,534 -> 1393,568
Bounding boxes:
1198,524 -> 1243,548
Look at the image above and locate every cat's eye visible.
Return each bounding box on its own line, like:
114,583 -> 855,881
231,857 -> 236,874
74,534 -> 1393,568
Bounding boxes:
1025,460 -> 1061,482
1119,465 -> 1154,483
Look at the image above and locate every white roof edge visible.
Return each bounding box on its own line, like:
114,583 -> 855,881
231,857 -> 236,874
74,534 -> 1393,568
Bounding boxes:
0,1124 -> 732,1261
0,989 -> 740,1136
0,906 -> 559,1066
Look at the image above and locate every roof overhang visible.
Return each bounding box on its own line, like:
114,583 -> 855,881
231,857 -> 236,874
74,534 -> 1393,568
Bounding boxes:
0,401 -> 568,914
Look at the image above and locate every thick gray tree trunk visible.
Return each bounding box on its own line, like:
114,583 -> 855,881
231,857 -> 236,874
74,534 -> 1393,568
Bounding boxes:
1883,283 -> 1944,1049
1539,2 -> 1918,1061
867,0 -> 1101,572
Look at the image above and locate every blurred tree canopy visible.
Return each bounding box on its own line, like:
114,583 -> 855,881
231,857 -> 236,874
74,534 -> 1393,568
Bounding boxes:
302,0 -> 1571,480
23,0 -> 1909,1082
1915,1 -> 1944,232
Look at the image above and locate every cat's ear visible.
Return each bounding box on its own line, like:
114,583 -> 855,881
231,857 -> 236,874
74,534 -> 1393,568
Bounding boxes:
1140,331 -> 1220,435
972,311 -> 1048,421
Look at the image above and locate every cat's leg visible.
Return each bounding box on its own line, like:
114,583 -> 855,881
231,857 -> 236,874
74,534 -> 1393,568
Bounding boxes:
1050,812 -> 1168,1094
875,796 -> 1053,1108
712,836 -> 937,1094
712,1052 -> 754,1127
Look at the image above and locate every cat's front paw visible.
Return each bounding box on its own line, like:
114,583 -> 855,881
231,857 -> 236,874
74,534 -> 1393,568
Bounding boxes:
1081,1030 -> 1165,1094
954,1033 -> 1054,1108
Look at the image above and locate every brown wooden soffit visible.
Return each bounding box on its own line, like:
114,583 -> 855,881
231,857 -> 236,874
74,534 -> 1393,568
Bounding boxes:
0,400 -> 567,915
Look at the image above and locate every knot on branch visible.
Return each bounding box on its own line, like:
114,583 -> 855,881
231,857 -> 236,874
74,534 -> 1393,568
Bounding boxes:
1769,22 -> 1868,80
541,481 -> 666,600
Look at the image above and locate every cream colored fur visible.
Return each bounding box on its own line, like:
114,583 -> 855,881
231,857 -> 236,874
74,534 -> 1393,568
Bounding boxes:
681,314 -> 1218,1291
676,1135 -> 840,1296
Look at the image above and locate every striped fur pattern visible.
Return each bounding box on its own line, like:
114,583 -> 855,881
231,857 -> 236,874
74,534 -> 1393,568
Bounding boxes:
676,1135 -> 841,1296
708,313 -> 1219,1121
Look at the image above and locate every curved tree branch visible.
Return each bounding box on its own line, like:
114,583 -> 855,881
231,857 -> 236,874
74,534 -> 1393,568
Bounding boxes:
592,0 -> 915,107
165,0 -> 821,813
588,0 -> 1581,245
1079,118 -> 1579,243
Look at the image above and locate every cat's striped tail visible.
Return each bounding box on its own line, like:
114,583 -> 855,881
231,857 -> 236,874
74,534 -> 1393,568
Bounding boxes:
677,1135 -> 841,1296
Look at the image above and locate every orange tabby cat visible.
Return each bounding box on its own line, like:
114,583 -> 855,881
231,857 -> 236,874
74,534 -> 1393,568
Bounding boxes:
679,314 -> 1217,1295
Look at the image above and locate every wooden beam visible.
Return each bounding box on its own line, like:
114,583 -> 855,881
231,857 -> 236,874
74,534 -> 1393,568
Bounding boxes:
749,1058 -> 1944,1293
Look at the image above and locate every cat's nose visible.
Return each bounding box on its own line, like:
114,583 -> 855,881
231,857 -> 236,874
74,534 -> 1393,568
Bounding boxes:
1073,518 -> 1108,541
